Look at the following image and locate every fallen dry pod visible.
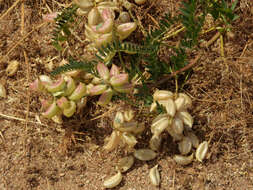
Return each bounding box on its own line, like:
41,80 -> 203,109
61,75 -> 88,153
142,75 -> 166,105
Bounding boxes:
6,60 -> 19,76
149,165 -> 160,186
104,131 -> 121,151
177,111 -> 193,128
103,171 -> 122,188
196,141 -> 208,162
186,132 -> 199,148
178,137 -> 192,155
116,155 -> 134,173
173,153 -> 194,165
121,132 -> 137,148
134,149 -> 157,161
149,135 -> 161,151
178,93 -> 192,109
0,83 -> 6,98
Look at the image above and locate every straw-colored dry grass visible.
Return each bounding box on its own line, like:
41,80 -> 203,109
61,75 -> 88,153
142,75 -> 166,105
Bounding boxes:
0,0 -> 252,189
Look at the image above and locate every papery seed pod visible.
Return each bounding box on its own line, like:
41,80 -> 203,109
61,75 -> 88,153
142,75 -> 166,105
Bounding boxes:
117,22 -> 137,40
57,97 -> 70,109
104,130 -> 121,151
92,9 -> 113,34
63,101 -> 76,117
97,88 -> 113,106
68,82 -> 87,101
74,0 -> 93,11
172,117 -> 184,135
0,83 -> 6,98
97,63 -> 110,81
86,83 -> 94,94
196,141 -> 208,162
178,137 -> 192,155
42,102 -> 60,119
166,127 -> 183,141
94,32 -> 113,48
174,96 -> 185,111
186,132 -> 199,148
160,99 -> 176,117
118,11 -> 130,24
113,83 -> 133,93
124,110 -> 134,122
134,149 -> 157,161
178,93 -> 192,109
149,135 -> 161,151
91,76 -> 103,84
6,60 -> 19,76
116,155 -> 134,173
150,102 -> 157,112
149,165 -> 160,186
39,75 -> 52,85
151,115 -> 170,136
65,70 -> 82,78
117,121 -> 138,133
85,24 -> 99,41
110,64 -> 120,77
135,0 -> 146,5
45,77 -> 66,93
63,76 -> 76,96
89,84 -> 107,96
76,7 -> 89,16
121,132 -> 137,148
88,8 -> 100,26
119,0 -> 133,10
113,111 -> 125,128
153,90 -> 173,101
29,79 -> 44,92
177,111 -> 193,128
110,74 -> 129,87
173,153 -> 193,165
103,171 -> 122,189
40,98 -> 52,110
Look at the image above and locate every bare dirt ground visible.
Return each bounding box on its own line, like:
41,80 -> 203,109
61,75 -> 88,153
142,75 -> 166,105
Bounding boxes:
0,0 -> 253,189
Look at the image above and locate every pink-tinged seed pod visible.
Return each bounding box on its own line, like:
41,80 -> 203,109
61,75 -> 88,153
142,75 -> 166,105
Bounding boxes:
98,88 -> 113,106
113,83 -> 133,93
57,97 -> 70,110
40,98 -> 52,110
42,12 -> 60,22
89,84 -> 108,96
29,79 -> 44,92
117,22 -> 137,40
94,33 -> 113,48
86,83 -> 94,95
68,82 -> 87,101
39,75 -> 52,85
45,77 -> 66,93
42,102 -> 60,119
88,8 -> 100,26
97,63 -> 110,81
92,9 -> 113,34
63,101 -> 76,117
63,76 -> 76,96
110,74 -> 129,87
110,64 -> 120,77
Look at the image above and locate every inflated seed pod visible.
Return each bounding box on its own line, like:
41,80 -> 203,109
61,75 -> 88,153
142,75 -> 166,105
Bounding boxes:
110,74 -> 129,87
151,115 -> 170,136
160,99 -> 176,117
104,130 -> 121,151
149,165 -> 160,186
113,111 -> 125,128
98,88 -> 114,106
110,64 -> 120,77
63,101 -> 76,117
92,8 -> 114,34
6,60 -> 19,76
103,171 -> 122,189
113,83 -> 133,93
45,77 -> 66,93
150,102 -> 157,112
178,93 -> 192,109
88,7 -> 100,26
171,117 -> 184,135
42,102 -> 60,119
97,62 -> 110,81
118,11 -> 130,24
166,127 -> 183,141
153,90 -> 174,101
94,32 -> 113,48
186,132 -> 199,148
63,76 -> 76,96
134,149 -> 157,161
173,153 -> 194,165
149,135 -> 162,151
123,110 -> 134,122
174,96 -> 185,111
196,141 -> 208,162
57,96 -> 70,109
121,132 -> 137,148
68,82 -> 87,101
177,111 -> 193,128
116,155 -> 134,173
39,75 -> 52,85
178,137 -> 192,155
88,84 -> 107,96
74,0 -> 93,11
117,22 -> 137,40
135,0 -> 146,5
117,121 -> 138,133
29,78 -> 44,92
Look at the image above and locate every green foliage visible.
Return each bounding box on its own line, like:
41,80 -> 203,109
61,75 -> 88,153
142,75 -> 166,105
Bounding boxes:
52,5 -> 78,51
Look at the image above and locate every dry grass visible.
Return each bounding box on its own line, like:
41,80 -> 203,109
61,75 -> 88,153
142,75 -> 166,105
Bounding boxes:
0,0 -> 253,189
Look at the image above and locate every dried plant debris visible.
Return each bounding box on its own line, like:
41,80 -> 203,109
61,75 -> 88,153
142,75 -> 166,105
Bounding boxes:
116,155 -> 135,173
0,83 -> 6,98
6,60 -> 19,77
173,153 -> 194,166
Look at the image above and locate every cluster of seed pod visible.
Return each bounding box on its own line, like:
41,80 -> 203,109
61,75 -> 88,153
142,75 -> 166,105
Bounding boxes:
104,110 -> 145,151
149,90 -> 208,165
85,6 -> 137,49
30,62 -> 135,122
